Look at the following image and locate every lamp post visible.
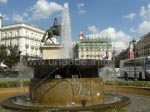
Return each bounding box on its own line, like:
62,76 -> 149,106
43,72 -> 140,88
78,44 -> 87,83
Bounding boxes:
132,39 -> 137,80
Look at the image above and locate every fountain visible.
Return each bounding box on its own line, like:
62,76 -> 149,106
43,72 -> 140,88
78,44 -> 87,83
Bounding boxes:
0,3 -> 130,112
61,3 -> 73,59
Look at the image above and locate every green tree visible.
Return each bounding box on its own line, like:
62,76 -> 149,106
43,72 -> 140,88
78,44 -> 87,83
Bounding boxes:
0,45 -> 7,62
0,45 -> 21,68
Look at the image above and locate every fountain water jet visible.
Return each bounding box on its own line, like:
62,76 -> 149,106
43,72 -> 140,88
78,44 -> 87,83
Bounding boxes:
61,3 -> 73,59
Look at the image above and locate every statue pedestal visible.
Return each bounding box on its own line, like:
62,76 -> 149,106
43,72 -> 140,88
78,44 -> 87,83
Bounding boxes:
41,44 -> 63,59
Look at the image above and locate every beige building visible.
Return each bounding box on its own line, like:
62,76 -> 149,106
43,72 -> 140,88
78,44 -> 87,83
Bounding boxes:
0,14 -> 45,59
75,31 -> 112,60
77,41 -> 112,60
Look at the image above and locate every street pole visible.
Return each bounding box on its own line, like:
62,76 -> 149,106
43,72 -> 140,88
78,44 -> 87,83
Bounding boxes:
133,39 -> 137,80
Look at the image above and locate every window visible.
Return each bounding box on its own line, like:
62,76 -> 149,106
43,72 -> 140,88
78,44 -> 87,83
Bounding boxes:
1,33 -> 5,39
5,32 -> 7,38
31,33 -> 33,38
10,32 -> 12,37
26,31 -> 29,37
16,31 -> 19,36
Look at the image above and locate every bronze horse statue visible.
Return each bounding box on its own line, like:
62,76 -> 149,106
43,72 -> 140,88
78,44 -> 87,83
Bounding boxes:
41,18 -> 61,44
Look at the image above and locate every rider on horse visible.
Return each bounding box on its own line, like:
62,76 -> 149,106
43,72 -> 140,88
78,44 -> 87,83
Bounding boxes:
41,18 -> 61,44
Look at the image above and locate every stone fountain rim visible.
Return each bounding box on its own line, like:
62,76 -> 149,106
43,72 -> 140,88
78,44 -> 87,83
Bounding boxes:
1,94 -> 130,111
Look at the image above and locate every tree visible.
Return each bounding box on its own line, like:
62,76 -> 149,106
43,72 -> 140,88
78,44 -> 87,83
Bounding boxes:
0,45 -> 21,68
0,45 -> 7,62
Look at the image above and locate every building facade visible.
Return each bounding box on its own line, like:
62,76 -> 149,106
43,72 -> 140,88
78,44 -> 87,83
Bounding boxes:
0,15 -> 45,59
137,32 -> 150,57
114,48 -> 129,68
115,32 -> 150,68
75,31 -> 112,60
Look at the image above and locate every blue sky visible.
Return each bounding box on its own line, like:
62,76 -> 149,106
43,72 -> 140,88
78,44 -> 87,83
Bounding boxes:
0,0 -> 150,51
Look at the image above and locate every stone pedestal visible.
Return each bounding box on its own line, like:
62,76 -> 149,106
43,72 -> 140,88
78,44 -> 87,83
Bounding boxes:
41,44 -> 63,59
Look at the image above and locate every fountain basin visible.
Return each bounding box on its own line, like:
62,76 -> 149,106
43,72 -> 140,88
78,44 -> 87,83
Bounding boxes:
30,78 -> 104,106
27,59 -> 109,104
1,94 -> 130,112
0,59 -> 130,111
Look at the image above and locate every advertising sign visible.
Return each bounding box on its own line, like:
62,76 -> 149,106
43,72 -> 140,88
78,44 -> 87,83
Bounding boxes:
129,51 -> 134,58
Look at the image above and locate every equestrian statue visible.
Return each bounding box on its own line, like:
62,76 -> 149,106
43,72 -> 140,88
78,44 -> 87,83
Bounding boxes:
41,18 -> 61,44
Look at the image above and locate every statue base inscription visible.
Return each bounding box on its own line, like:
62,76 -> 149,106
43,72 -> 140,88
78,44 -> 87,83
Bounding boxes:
41,44 -> 63,59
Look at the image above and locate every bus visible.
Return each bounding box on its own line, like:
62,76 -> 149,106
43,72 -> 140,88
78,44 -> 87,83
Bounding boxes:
120,56 -> 150,80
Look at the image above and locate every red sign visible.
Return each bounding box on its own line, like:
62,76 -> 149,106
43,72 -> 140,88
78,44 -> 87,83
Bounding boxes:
129,51 -> 134,58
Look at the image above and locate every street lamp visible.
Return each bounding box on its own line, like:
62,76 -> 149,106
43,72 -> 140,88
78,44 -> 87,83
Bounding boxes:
132,39 -> 137,80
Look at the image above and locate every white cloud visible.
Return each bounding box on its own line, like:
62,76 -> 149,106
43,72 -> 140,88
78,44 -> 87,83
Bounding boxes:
22,12 -> 28,17
119,4 -> 150,40
78,10 -> 86,14
3,14 -> 9,21
88,26 -> 99,33
122,13 -> 136,20
28,0 -> 63,20
131,4 -> 150,36
77,3 -> 84,9
0,0 -> 7,3
12,13 -> 24,22
77,3 -> 86,14
88,26 -> 132,52
140,4 -> 150,21
112,41 -> 127,51
11,12 -> 29,23
138,21 -> 150,35
10,0 -> 63,22
130,27 -> 137,33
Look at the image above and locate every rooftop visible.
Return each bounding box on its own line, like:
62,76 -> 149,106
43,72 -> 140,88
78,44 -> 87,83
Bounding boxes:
1,22 -> 45,32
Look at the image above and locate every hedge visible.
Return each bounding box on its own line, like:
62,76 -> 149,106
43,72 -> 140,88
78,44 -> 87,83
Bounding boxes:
0,80 -> 30,88
1,80 -> 149,88
104,107 -> 126,112
105,80 -> 150,87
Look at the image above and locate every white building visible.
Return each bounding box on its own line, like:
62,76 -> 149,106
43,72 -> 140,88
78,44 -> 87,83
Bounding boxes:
0,14 -> 45,59
76,31 -> 112,60
76,41 -> 112,60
